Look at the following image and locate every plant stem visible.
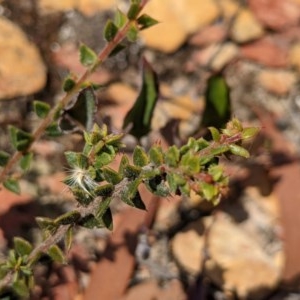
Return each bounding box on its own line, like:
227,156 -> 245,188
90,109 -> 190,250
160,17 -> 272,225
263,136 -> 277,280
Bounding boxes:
0,0 -> 149,187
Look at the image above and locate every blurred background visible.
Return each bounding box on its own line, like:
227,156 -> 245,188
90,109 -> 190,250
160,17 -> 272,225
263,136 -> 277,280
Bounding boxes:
1,0 -> 300,299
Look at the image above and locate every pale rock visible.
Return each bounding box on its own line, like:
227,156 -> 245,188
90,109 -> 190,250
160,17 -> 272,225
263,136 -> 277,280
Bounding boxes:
39,0 -> 116,15
191,43 -> 239,71
218,0 -> 240,21
0,17 -> 46,99
258,69 -> 297,95
172,0 -> 220,34
249,0 -> 300,31
289,42 -> 300,72
189,24 -> 227,47
140,0 -> 220,53
171,219 -> 207,275
210,42 -> 239,71
230,9 -> 264,43
206,214 -> 282,299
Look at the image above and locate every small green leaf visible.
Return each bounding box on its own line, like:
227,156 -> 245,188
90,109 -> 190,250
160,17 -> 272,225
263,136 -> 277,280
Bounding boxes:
180,152 -> 200,173
9,126 -> 33,151
119,154 -> 130,176
137,14 -> 159,30
149,145 -> 163,166
45,122 -> 62,137
79,44 -> 98,67
166,173 -> 186,193
79,214 -> 102,229
242,127 -> 259,140
165,145 -> 180,167
48,245 -> 66,264
12,279 -> 30,298
133,146 -> 149,167
200,182 -> 218,201
0,150 -> 10,167
13,237 -> 33,256
94,152 -> 113,168
114,9 -> 127,28
126,23 -> 139,42
102,208 -> 113,230
102,167 -> 122,184
104,20 -> 119,42
3,178 -> 20,194
208,165 -> 224,182
20,152 -> 33,171
33,100 -> 51,119
95,183 -> 114,197
127,3 -> 140,20
121,180 -> 146,210
96,197 -> 112,218
54,211 -> 81,225
63,77 -> 76,92
35,217 -> 56,232
109,43 -> 126,57
65,151 -> 88,169
65,227 -> 73,252
229,144 -> 250,158
123,164 -> 141,179
208,127 -> 221,142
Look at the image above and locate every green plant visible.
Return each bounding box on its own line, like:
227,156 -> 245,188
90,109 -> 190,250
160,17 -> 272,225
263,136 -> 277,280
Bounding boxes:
0,0 -> 259,297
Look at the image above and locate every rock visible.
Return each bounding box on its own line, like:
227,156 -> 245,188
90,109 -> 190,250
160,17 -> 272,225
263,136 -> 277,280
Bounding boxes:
121,279 -> 186,300
171,219 -> 207,275
206,214 -> 282,299
240,37 -> 288,68
0,17 -> 46,99
210,42 -> 239,71
140,0 -> 220,53
289,42 -> 300,72
190,42 -> 239,71
258,69 -> 297,95
189,24 -> 227,47
38,0 -> 115,15
249,0 -> 300,31
230,9 -> 264,43
218,0 -> 240,21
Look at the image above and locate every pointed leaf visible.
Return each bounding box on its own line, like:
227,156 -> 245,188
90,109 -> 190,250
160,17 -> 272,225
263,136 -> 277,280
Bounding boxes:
115,9 -> 127,28
54,211 -> 81,225
208,127 -> 221,142
133,146 -> 149,167
0,150 -> 10,167
12,279 -> 30,298
165,145 -> 179,167
102,208 -> 113,230
229,144 -> 250,158
63,77 -> 76,92
79,44 -> 98,67
109,43 -> 126,57
127,3 -> 140,20
8,126 -> 33,151
33,100 -> 51,119
149,145 -> 163,166
48,245 -> 66,264
13,237 -> 33,256
65,227 -> 73,252
123,58 -> 158,139
102,167 -> 122,184
45,122 -> 62,137
137,14 -> 159,30
20,152 -> 33,171
126,23 -> 139,42
242,127 -> 260,140
123,164 -> 141,179
104,19 -> 119,42
60,87 -> 97,132
3,178 -> 20,194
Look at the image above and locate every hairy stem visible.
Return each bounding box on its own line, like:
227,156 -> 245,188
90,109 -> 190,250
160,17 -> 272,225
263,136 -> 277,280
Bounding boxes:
0,0 -> 149,186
